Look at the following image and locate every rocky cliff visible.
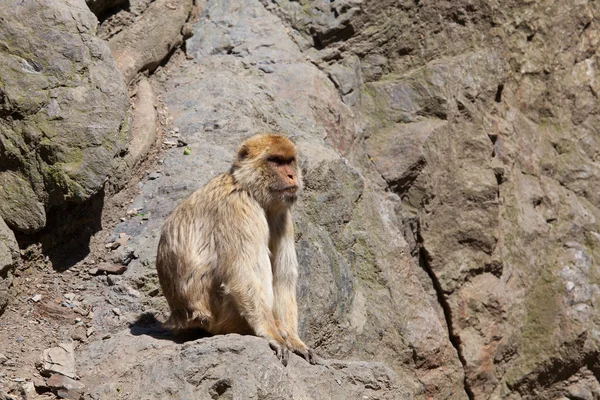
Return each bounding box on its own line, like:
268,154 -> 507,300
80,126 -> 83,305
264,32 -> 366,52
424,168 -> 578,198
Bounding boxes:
0,0 -> 599,399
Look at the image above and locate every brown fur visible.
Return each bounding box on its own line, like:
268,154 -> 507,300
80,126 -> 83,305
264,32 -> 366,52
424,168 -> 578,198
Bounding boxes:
156,134 -> 314,364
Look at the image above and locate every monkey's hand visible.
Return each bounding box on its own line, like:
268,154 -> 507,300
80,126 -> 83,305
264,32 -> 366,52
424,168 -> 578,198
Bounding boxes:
268,339 -> 290,366
288,337 -> 317,365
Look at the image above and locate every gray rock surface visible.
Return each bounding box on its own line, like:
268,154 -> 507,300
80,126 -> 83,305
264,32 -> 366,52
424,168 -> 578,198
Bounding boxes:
126,77 -> 158,169
79,332 -> 409,399
0,216 -> 18,277
0,0 -> 129,234
0,216 -> 17,317
107,0 -> 194,84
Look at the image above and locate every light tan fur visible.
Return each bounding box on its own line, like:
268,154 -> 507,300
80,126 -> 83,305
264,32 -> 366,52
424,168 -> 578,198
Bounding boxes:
156,134 -> 314,365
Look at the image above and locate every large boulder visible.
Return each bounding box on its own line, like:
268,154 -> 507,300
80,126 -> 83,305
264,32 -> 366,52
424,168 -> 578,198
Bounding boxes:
79,332 -> 410,399
0,0 -> 129,234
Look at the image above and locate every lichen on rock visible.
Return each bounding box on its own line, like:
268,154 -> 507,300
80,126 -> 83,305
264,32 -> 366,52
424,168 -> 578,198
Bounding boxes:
0,0 -> 129,234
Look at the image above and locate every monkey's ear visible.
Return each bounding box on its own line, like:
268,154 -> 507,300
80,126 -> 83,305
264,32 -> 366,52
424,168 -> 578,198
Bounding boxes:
237,145 -> 249,161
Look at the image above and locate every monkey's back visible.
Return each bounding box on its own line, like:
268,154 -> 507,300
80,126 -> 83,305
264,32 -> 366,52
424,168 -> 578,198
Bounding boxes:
156,173 -> 270,331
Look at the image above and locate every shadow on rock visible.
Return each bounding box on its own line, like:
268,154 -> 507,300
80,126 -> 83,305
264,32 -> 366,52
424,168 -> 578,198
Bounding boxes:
129,312 -> 211,344
15,190 -> 105,272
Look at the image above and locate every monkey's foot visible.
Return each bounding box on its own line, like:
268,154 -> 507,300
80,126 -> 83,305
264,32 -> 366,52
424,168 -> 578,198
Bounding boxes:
269,340 -> 290,366
287,339 -> 317,365
295,346 -> 317,365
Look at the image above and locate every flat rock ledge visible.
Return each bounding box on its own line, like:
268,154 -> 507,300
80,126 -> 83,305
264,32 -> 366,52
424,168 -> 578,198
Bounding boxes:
78,331 -> 411,399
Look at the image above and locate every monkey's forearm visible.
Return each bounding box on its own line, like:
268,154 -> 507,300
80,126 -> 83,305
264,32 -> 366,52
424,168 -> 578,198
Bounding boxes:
272,279 -> 299,334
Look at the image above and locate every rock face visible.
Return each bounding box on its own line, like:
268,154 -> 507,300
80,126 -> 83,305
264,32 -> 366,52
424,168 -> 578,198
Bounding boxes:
2,0 -> 600,399
266,0 -> 600,398
0,0 -> 129,234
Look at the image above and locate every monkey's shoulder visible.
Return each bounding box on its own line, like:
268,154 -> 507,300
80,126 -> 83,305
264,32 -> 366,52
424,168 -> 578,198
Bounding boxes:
170,173 -> 264,222
198,173 -> 260,206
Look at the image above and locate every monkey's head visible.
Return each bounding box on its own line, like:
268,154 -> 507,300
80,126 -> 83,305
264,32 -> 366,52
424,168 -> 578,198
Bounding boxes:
232,134 -> 303,210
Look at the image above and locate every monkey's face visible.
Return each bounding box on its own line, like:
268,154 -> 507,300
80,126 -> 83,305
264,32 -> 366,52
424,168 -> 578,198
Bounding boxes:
266,155 -> 302,204
233,134 -> 303,209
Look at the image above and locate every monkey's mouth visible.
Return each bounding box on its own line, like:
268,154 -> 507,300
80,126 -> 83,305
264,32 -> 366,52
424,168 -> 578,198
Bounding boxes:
278,185 -> 298,194
277,186 -> 299,203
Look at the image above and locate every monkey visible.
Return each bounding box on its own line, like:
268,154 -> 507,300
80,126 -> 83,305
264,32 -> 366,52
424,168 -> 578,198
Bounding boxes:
156,133 -> 315,365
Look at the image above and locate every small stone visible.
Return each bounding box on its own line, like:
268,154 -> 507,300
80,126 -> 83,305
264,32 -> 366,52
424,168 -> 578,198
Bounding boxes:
31,294 -> 42,302
0,353 -> 8,364
106,275 -> 119,286
96,263 -> 127,275
148,172 -> 161,180
148,288 -> 160,297
112,308 -> 122,316
16,336 -> 24,343
125,286 -> 141,298
88,268 -> 99,275
116,233 -> 131,247
46,373 -> 85,400
71,325 -> 87,343
86,327 -> 95,338
118,247 -> 138,266
21,381 -> 35,397
74,307 -> 87,316
64,293 -> 76,302
105,242 -> 120,250
177,138 -> 187,147
40,343 -> 76,378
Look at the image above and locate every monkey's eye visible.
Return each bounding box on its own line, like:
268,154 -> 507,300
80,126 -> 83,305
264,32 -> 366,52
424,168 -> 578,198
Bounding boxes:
267,156 -> 294,165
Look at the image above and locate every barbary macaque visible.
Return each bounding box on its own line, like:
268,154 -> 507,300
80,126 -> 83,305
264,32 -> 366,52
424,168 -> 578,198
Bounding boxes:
156,134 -> 314,365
